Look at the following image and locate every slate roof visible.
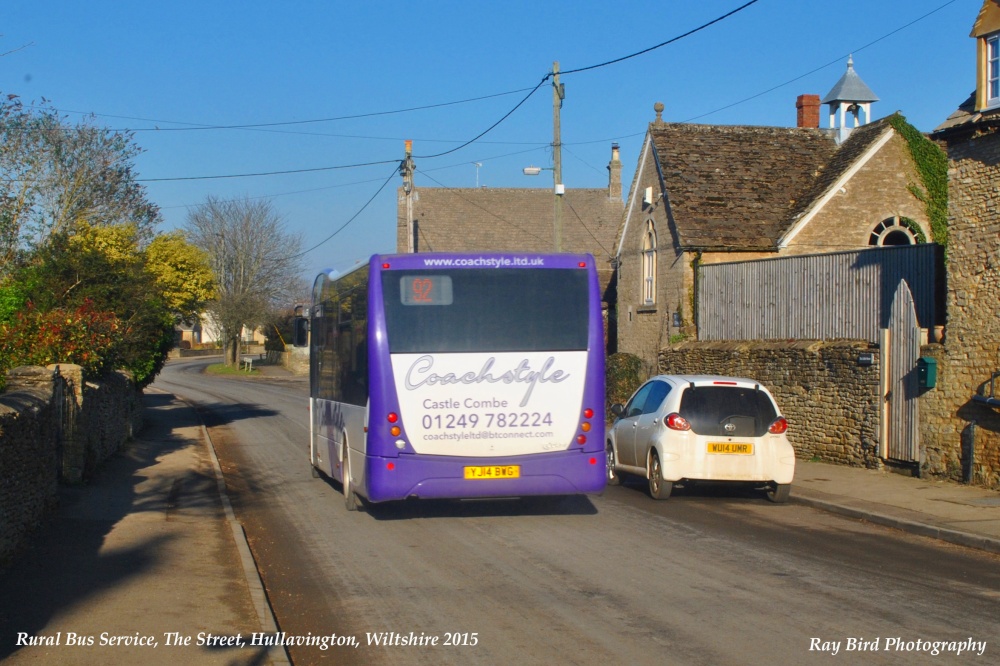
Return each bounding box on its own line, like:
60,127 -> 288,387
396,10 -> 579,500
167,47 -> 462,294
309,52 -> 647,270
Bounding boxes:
651,123 -> 837,250
649,117 -> 896,251
932,92 -> 1000,134
822,58 -> 880,104
403,186 -> 622,297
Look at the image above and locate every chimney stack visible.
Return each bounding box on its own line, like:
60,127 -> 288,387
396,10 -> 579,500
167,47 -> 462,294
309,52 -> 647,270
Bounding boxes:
796,94 -> 821,128
608,143 -> 622,200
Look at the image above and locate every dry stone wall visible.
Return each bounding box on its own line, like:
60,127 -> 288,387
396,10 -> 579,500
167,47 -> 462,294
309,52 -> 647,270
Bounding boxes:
659,340 -> 881,467
0,365 -> 141,566
921,129 -> 1000,488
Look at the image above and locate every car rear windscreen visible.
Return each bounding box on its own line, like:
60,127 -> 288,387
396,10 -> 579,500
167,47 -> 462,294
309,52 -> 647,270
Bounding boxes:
679,386 -> 779,437
382,268 -> 589,353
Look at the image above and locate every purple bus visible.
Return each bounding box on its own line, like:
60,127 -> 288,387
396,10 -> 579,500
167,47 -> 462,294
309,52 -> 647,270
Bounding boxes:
309,252 -> 607,510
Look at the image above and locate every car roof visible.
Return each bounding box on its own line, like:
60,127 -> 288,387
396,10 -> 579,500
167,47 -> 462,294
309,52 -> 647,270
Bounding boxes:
649,374 -> 770,389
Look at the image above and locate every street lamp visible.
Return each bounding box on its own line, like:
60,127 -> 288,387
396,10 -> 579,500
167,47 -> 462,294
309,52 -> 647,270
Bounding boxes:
522,165 -> 564,250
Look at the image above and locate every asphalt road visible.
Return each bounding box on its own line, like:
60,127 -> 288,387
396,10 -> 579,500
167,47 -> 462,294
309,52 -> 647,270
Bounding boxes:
154,358 -> 1000,666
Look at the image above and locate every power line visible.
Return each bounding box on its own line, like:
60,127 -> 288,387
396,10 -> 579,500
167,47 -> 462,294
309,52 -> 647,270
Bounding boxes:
86,3 -> 762,182
138,157 -> 399,182
682,0 -> 961,123
124,0 -> 951,184
411,76 -> 551,160
561,0 -> 761,77
289,166 -> 399,259
41,87 -> 537,133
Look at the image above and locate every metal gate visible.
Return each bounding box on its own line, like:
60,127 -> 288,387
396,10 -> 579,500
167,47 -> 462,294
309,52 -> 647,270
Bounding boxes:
882,280 -> 920,462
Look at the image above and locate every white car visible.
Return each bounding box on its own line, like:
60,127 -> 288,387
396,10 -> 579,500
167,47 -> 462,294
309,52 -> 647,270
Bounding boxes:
607,375 -> 795,502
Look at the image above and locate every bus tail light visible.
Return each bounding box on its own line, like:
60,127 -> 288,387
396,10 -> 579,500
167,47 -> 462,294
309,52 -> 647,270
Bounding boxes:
387,413 -> 398,423
390,426 -> 401,436
579,406 -> 595,444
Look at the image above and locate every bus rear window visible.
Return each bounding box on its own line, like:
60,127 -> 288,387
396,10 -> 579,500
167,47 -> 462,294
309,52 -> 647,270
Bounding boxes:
382,268 -> 589,353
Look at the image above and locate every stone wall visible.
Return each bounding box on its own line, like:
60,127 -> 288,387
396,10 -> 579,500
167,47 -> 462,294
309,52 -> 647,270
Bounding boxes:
281,346 -> 309,375
659,340 -> 882,467
0,365 -> 141,565
921,129 -> 1000,488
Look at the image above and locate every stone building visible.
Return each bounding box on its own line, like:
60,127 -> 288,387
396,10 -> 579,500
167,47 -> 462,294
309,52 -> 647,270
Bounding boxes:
925,0 -> 1000,487
396,145 -> 625,310
615,60 -> 936,366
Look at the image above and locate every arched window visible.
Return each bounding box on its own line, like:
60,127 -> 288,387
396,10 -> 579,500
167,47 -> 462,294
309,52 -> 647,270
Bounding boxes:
642,220 -> 656,305
868,216 -> 922,246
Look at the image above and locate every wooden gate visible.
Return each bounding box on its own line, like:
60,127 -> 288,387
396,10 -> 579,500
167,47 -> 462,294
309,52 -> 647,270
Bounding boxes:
882,280 -> 920,462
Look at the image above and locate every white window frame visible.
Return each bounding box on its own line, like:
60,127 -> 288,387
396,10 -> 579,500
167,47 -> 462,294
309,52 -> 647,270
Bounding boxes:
641,220 -> 656,306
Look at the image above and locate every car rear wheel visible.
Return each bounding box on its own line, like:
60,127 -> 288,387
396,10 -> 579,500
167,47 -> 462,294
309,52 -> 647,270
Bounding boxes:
766,483 -> 791,504
606,441 -> 622,486
648,452 -> 672,500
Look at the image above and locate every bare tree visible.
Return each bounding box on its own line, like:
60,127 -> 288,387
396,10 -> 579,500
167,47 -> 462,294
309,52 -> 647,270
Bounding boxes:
185,196 -> 303,366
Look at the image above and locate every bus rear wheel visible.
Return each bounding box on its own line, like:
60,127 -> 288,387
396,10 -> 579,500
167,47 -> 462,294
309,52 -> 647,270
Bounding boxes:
343,444 -> 361,511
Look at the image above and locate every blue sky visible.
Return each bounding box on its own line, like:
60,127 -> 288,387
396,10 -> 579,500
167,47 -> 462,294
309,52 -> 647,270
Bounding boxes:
1,0 -> 977,282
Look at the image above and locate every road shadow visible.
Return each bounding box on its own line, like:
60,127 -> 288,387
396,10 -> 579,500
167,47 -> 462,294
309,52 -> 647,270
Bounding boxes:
192,401 -> 281,429
617,475 -> 775,503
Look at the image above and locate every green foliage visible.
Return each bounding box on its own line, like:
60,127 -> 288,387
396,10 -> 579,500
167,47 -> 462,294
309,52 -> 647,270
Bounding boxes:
606,352 -> 645,418
0,95 -> 196,391
265,314 -> 292,352
0,301 -> 123,379
889,114 -> 949,252
2,223 -> 187,387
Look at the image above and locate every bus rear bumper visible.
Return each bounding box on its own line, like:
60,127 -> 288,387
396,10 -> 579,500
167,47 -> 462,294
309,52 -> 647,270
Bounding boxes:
363,451 -> 607,503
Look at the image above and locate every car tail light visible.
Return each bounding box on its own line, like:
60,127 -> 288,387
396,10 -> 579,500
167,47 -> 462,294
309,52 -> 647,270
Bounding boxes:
769,417 -> 788,434
665,413 -> 690,431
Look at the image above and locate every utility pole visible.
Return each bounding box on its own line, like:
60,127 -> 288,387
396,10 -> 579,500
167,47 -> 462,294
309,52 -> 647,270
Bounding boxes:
552,61 -> 565,251
401,140 -> 415,253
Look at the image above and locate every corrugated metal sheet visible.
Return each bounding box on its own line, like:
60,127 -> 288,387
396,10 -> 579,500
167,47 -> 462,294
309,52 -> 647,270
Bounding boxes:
697,244 -> 941,342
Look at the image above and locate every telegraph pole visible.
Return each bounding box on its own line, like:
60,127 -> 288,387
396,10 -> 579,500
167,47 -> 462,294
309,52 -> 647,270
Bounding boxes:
552,61 -> 565,251
401,140 -> 415,253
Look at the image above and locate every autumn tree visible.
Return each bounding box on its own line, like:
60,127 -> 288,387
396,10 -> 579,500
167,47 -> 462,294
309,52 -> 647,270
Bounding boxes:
1,223 -> 214,386
185,196 -> 303,366
0,95 -> 159,270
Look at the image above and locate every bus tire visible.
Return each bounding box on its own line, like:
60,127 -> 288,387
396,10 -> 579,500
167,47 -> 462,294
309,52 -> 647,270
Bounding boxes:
648,451 -> 672,500
343,444 -> 360,511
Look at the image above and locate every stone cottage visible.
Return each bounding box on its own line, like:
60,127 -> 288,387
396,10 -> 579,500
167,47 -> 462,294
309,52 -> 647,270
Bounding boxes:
925,0 -> 1000,487
615,60 -> 937,366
